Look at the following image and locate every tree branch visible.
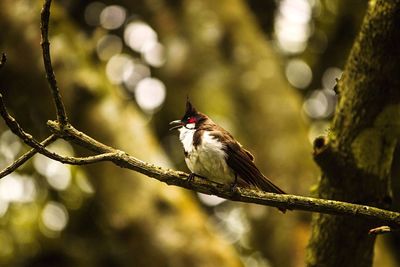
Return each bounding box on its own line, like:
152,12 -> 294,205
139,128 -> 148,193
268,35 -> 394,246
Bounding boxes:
40,0 -> 68,126
0,134 -> 58,178
368,226 -> 400,235
0,94 -> 118,165
2,81 -> 400,232
0,0 -> 399,235
46,121 -> 400,228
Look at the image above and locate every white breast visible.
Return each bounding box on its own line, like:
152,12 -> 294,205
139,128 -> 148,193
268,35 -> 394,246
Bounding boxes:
179,125 -> 196,154
179,128 -> 235,184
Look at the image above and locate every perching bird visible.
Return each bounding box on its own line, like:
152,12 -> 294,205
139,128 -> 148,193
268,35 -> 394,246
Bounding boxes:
170,99 -> 286,210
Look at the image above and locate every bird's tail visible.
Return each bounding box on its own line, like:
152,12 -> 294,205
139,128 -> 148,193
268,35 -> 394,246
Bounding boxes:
258,174 -> 286,194
258,174 -> 287,213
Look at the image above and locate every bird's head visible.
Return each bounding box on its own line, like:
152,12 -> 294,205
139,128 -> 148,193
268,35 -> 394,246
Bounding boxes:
169,99 -> 207,130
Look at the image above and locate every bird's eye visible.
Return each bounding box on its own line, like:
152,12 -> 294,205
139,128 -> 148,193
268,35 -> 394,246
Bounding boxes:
187,117 -> 196,124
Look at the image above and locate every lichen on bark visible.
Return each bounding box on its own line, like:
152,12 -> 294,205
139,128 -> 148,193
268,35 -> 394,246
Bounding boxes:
351,105 -> 400,177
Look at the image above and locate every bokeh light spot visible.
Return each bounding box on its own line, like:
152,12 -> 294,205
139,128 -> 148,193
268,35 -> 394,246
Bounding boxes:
285,59 -> 312,89
124,21 -> 158,52
197,193 -> 226,206
0,201 -> 8,217
275,0 -> 312,53
0,130 -> 22,167
134,77 -> 166,113
41,201 -> 69,232
0,174 -> 36,203
33,154 -> 71,191
100,5 -> 126,30
76,171 -> 95,194
46,161 -> 71,191
303,90 -> 330,118
84,2 -> 106,26
214,206 -> 250,243
106,54 -> 133,84
142,41 -> 166,67
124,62 -> 151,90
322,67 -> 342,90
96,34 -> 123,61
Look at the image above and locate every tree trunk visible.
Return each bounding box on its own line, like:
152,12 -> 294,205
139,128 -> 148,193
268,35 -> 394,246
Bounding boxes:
307,1 -> 400,266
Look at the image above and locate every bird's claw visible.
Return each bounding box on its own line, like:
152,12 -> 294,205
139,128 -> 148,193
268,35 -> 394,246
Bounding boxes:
229,180 -> 240,197
187,173 -> 196,184
229,174 -> 239,194
230,181 -> 237,192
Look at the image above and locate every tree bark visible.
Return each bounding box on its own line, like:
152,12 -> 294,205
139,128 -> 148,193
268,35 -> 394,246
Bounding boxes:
307,1 -> 400,266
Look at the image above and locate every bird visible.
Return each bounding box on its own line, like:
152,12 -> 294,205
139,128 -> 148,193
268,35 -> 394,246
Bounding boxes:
170,99 -> 286,211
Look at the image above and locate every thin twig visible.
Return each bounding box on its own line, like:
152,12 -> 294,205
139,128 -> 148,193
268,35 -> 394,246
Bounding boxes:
40,0 -> 68,126
368,226 -> 398,235
0,134 -> 58,178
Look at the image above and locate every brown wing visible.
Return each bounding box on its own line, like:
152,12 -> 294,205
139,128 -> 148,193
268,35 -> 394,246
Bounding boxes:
242,146 -> 255,161
225,142 -> 286,194
208,130 -> 285,194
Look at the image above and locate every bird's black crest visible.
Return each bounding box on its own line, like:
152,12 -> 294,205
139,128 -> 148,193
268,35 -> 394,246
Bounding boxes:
184,97 -> 198,118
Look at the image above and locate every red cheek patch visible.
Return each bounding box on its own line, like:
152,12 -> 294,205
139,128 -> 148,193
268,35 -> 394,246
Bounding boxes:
187,117 -> 196,123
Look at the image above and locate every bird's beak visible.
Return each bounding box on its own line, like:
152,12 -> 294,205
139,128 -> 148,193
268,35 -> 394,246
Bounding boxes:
169,120 -> 184,131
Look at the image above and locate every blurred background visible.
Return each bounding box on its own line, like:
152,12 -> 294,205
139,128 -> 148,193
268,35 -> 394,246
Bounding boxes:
0,0 -> 398,266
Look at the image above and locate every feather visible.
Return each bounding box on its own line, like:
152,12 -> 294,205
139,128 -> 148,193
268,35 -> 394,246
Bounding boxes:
225,141 -> 287,213
225,142 -> 286,194
208,130 -> 285,194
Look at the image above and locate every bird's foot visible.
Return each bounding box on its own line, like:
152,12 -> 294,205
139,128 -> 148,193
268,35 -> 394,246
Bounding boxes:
187,173 -> 208,186
229,174 -> 239,195
187,173 -> 196,184
229,180 -> 239,197
229,181 -> 237,191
